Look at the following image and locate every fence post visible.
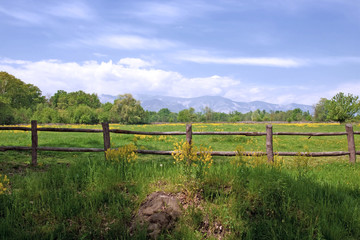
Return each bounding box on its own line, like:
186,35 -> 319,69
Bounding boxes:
266,125 -> 274,162
31,120 -> 38,166
345,124 -> 356,163
186,124 -> 192,145
102,122 -> 111,159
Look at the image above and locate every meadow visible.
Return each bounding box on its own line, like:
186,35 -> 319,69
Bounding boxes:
0,122 -> 360,239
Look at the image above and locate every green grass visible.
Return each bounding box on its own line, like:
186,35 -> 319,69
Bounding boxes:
1,123 -> 360,239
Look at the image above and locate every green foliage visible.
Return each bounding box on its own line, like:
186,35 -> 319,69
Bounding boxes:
172,140 -> 213,184
177,107 -> 197,122
110,94 -> 146,124
314,98 -> 330,122
0,95 -> 14,124
1,123 -> 360,239
32,104 -> 60,123
105,144 -> 137,179
50,90 -> 101,109
327,92 -> 360,123
12,107 -> 32,124
71,105 -> 99,124
157,108 -> 172,122
232,164 -> 360,239
0,72 -> 44,124
0,72 -> 44,109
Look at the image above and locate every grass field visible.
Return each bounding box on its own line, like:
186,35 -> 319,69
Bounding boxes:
1,122 -> 360,239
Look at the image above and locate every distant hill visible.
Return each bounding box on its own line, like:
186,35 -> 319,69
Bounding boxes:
100,94 -> 314,114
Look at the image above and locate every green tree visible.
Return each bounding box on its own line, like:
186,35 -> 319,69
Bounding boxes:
32,104 -> 60,123
0,72 -> 44,109
0,95 -> 14,124
314,98 -> 330,122
158,108 -> 171,122
71,105 -> 99,124
251,109 -> 262,121
97,102 -> 113,123
203,106 -> 213,122
327,92 -> 360,123
177,108 -> 197,122
291,108 -> 303,122
110,94 -> 145,124
50,90 -> 101,109
50,90 -> 68,109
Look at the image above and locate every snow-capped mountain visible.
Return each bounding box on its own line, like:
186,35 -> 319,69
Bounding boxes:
100,94 -> 314,114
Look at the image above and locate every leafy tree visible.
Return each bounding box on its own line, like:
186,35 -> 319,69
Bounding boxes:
177,108 -> 197,122
13,107 -> 32,123
50,90 -> 101,109
202,106 -> 214,122
228,111 -> 242,122
158,108 -> 171,122
327,92 -> 360,123
0,72 -> 44,109
303,111 -> 313,121
291,108 -> 303,122
0,95 -> 14,124
32,104 -> 60,123
97,102 -> 113,123
110,94 -> 145,124
251,110 -> 262,121
314,98 -> 330,122
50,90 -> 68,109
71,105 -> 99,124
57,109 -> 71,123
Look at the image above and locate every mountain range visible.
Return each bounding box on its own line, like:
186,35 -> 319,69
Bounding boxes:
100,94 -> 314,114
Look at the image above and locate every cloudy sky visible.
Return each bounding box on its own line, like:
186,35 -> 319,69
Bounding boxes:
1,0 -> 360,105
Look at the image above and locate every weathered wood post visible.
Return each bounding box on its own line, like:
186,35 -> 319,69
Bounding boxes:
266,125 -> 274,162
186,124 -> 193,165
345,124 -> 356,163
31,120 -> 38,166
186,124 -> 192,145
102,122 -> 111,159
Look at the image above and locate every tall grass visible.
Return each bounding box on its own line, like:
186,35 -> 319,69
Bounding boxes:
1,123 -> 360,239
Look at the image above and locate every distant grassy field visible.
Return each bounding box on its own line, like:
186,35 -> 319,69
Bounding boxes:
1,122 -> 360,239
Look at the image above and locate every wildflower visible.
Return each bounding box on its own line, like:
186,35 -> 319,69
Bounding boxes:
0,174 -> 10,195
172,140 -> 213,182
105,144 -> 137,179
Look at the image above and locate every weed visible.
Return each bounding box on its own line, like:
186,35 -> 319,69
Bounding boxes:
0,174 -> 9,195
105,144 -> 137,179
172,140 -> 213,184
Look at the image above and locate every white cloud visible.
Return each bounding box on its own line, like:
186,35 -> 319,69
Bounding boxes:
0,58 -> 347,105
0,6 -> 44,24
46,2 -> 94,20
171,75 -> 239,98
132,2 -> 182,23
309,57 -> 360,66
0,1 -> 94,25
128,1 -> 221,24
93,53 -> 108,58
83,34 -> 177,50
117,58 -> 154,68
179,55 -> 304,67
331,82 -> 360,97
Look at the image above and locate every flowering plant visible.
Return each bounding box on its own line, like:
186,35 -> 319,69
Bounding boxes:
0,174 -> 9,195
105,144 -> 137,179
172,140 -> 213,182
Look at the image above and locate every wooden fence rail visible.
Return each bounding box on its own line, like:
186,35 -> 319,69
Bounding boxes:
0,121 -> 358,166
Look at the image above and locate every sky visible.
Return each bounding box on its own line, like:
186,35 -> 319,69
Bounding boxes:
1,0 -> 360,106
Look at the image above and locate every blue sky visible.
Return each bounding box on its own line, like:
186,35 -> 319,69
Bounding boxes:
1,0 -> 360,105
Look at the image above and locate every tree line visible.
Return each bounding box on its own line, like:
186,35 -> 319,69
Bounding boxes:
1,72 -> 359,125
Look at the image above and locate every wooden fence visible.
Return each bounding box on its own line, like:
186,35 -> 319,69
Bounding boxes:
0,121 -> 359,166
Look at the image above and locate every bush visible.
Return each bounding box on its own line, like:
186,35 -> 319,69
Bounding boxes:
71,105 -> 99,124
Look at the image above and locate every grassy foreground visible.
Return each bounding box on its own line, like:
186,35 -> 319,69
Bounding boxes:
1,123 -> 360,239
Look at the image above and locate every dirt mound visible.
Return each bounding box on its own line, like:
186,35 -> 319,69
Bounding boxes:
132,191 -> 182,239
